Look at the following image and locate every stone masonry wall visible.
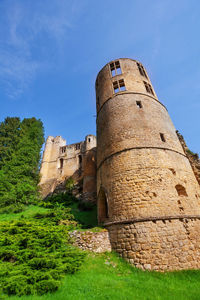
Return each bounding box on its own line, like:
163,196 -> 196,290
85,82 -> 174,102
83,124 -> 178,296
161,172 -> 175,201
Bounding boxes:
69,230 -> 111,253
96,58 -> 200,271
98,148 -> 200,222
108,218 -> 200,271
39,135 -> 97,201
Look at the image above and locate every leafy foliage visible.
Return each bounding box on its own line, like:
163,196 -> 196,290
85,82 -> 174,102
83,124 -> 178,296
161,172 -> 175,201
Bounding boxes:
40,192 -> 78,209
40,192 -> 98,228
0,210 -> 85,296
65,177 -> 75,192
0,117 -> 21,169
0,117 -> 44,212
186,148 -> 199,159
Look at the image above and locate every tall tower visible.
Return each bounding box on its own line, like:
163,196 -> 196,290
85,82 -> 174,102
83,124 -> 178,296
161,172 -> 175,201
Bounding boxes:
96,58 -> 200,271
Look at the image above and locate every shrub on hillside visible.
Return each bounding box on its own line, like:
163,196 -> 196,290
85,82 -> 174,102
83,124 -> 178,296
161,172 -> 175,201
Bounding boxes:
0,219 -> 85,296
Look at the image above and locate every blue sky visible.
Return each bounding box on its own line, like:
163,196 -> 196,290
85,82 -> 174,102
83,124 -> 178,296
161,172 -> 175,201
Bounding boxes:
0,0 -> 199,154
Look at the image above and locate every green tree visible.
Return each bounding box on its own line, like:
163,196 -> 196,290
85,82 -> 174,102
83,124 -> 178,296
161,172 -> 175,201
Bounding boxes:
0,117 -> 44,210
0,117 -> 21,169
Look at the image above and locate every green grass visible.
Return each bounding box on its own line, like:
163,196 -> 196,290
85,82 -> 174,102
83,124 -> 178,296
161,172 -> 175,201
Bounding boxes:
68,202 -> 98,228
6,251 -> 200,300
0,205 -> 49,222
1,205 -> 200,300
0,203 -> 97,228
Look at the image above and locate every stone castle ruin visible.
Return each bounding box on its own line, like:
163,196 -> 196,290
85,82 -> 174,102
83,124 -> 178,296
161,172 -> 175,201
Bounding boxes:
39,134 -> 97,202
40,58 -> 200,271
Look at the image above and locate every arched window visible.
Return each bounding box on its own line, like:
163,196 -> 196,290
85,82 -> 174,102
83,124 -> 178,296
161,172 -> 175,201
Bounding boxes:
98,187 -> 109,223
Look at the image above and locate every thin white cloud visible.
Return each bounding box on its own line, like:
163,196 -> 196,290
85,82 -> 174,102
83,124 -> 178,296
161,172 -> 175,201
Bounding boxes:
0,0 -> 85,99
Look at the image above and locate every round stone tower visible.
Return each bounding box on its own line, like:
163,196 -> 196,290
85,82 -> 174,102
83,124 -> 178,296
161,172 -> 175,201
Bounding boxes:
96,58 -> 200,271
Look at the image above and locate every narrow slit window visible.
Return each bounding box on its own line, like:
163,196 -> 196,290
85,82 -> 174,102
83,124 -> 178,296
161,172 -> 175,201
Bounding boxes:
160,133 -> 166,142
110,60 -> 122,77
137,62 -> 147,78
98,187 -> 109,223
143,81 -> 154,96
60,158 -> 64,169
78,155 -> 82,165
136,101 -> 142,108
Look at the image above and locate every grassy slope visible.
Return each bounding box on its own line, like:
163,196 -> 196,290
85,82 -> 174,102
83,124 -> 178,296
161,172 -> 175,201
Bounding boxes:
1,206 -> 200,300
8,252 -> 200,300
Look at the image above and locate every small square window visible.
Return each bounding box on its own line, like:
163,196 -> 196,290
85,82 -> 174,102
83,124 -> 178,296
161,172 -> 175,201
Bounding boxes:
136,101 -> 142,108
160,133 -> 166,142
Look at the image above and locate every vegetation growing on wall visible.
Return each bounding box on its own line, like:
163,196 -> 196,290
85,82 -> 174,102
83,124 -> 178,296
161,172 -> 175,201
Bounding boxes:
0,117 -> 44,213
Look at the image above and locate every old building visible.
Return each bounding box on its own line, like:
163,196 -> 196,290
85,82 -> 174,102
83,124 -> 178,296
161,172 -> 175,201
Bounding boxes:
96,58 -> 200,271
39,134 -> 96,202
40,57 -> 200,271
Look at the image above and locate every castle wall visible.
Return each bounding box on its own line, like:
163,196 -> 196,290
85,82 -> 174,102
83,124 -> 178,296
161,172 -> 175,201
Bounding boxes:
97,149 -> 200,222
108,218 -> 200,271
40,136 -> 66,184
39,135 -> 97,201
96,58 -> 200,271
82,135 -> 97,203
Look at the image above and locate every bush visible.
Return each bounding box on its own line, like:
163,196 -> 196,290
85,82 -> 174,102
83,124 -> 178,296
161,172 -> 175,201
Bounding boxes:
35,279 -> 60,295
65,177 -> 75,192
0,219 -> 85,296
41,192 -> 78,209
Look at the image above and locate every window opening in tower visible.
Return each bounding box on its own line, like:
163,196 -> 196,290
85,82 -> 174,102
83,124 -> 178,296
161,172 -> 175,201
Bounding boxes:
137,62 -> 147,78
160,133 -> 166,142
136,101 -> 142,108
113,79 -> 126,93
143,81 -> 154,96
110,61 -> 122,77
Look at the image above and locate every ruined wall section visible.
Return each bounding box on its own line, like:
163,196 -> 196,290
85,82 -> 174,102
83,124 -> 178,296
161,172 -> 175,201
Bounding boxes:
82,135 -> 97,203
69,229 -> 111,253
177,131 -> 200,185
39,135 -> 97,201
40,136 -> 66,185
96,58 -> 200,271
